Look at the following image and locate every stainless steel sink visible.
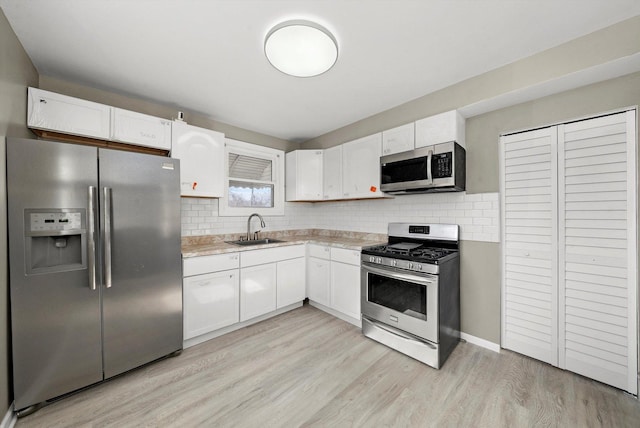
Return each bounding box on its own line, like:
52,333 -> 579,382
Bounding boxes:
226,238 -> 285,246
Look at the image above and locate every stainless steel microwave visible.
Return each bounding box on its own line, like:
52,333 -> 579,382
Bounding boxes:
380,142 -> 466,194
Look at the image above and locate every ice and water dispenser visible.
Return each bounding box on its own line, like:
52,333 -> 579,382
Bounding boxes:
24,209 -> 87,274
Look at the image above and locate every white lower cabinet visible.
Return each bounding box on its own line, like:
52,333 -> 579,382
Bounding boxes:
182,252 -> 240,341
240,263 -> 277,322
183,270 -> 239,340
307,244 -> 331,306
240,245 -> 306,322
307,257 -> 331,307
330,248 -> 361,320
183,243 -> 360,344
277,257 -> 306,308
306,244 -> 361,324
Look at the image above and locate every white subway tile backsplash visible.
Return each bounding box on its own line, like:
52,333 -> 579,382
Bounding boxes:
181,192 -> 500,242
472,201 -> 492,210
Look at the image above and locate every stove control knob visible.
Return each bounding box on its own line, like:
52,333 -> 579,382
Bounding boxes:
392,260 -> 397,267
369,256 -> 375,263
409,262 -> 413,269
418,264 -> 423,271
377,257 -> 382,264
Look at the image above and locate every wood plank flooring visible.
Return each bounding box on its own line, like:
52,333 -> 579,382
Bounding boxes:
16,304 -> 640,427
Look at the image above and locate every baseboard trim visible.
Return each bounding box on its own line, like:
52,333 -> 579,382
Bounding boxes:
1,403 -> 16,428
183,302 -> 304,349
461,332 -> 501,353
308,301 -> 361,328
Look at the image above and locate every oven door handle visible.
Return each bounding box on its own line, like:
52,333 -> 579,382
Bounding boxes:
363,317 -> 437,350
362,264 -> 436,285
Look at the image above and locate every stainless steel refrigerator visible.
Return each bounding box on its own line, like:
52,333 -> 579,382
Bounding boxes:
7,137 -> 183,414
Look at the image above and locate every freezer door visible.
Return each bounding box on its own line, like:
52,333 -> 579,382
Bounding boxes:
7,138 -> 103,411
99,149 -> 182,378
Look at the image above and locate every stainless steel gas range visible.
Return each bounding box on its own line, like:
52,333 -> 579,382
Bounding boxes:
360,223 -> 460,369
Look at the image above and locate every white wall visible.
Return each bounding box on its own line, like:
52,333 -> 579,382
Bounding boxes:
181,192 -> 499,242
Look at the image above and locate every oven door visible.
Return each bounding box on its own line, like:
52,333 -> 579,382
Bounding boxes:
361,262 -> 438,343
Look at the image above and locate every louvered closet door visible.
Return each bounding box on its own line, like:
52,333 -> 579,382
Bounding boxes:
501,127 -> 559,366
558,110 -> 637,394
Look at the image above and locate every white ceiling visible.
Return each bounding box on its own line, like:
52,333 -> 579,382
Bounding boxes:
2,1 -> 640,142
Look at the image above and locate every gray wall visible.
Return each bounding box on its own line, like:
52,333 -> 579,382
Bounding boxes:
302,15 -> 640,344
460,71 -> 640,343
0,8 -> 38,416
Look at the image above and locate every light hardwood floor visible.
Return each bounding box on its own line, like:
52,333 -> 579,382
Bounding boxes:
16,304 -> 640,427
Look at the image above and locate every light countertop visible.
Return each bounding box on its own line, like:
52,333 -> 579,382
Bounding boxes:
182,229 -> 386,258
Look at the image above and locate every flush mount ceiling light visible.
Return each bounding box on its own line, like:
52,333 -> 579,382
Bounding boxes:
264,20 -> 338,78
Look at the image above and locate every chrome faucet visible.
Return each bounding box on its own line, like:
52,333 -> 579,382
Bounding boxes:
246,213 -> 266,241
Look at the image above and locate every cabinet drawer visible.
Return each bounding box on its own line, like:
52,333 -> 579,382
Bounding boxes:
111,107 -> 172,150
183,252 -> 240,277
331,247 -> 361,266
307,244 -> 331,260
241,244 -> 305,267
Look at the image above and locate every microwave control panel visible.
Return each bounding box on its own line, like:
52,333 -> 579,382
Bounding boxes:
432,152 -> 453,178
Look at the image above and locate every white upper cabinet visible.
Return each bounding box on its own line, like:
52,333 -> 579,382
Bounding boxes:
382,123 -> 415,156
27,87 -> 111,140
415,110 -> 465,149
286,150 -> 323,201
171,121 -> 225,198
342,133 -> 383,199
323,145 -> 342,200
111,108 -> 172,150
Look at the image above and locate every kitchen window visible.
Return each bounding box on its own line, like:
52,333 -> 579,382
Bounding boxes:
219,139 -> 284,216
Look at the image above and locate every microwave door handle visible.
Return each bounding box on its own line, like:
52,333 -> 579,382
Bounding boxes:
427,150 -> 433,184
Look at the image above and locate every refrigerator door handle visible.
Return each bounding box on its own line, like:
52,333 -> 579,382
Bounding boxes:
103,187 -> 113,288
88,186 -> 97,291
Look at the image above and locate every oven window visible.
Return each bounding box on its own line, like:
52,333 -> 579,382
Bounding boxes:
367,272 -> 427,320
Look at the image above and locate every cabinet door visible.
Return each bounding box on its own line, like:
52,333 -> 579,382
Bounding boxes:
285,150 -> 323,201
500,127 -> 558,366
323,145 -> 342,200
183,270 -> 240,340
307,256 -> 330,306
558,111 -> 637,394
172,121 -> 225,197
27,87 -> 111,140
415,110 -> 465,149
342,133 -> 383,199
240,263 -> 277,321
111,108 -> 172,150
276,257 -> 306,308
382,123 -> 414,156
330,261 -> 361,320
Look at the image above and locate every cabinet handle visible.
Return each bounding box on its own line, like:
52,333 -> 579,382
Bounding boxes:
40,99 -> 47,104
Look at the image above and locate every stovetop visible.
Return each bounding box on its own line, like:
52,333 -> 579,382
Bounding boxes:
362,243 -> 457,264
